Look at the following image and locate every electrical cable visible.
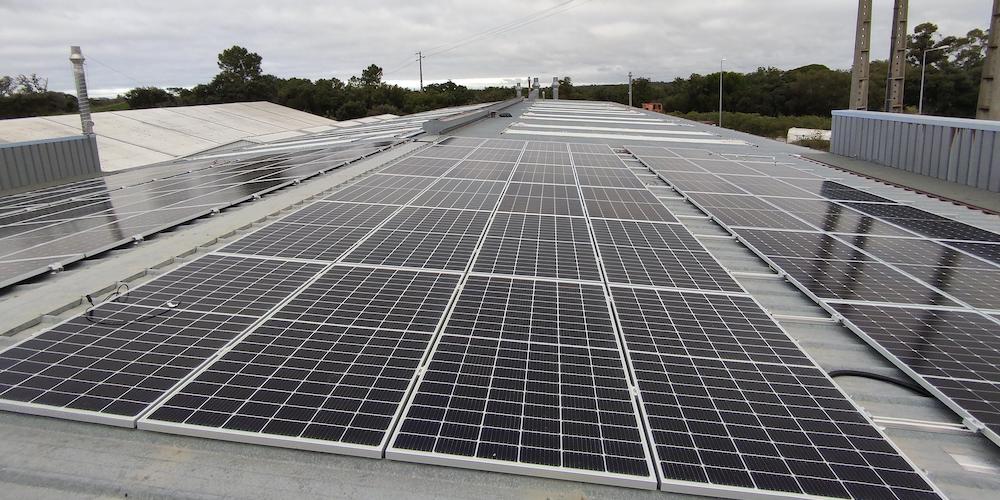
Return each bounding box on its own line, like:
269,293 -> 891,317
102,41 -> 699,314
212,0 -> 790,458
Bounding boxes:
84,282 -> 182,325
384,0 -> 590,77
827,369 -> 932,398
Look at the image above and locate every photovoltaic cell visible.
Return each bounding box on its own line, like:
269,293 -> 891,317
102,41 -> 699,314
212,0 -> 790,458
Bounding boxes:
611,287 -> 809,366
408,178 -> 506,211
445,161 -> 515,181
575,167 -> 646,188
141,265 -> 460,454
843,203 -> 1000,242
581,187 -> 677,222
768,257 -> 959,306
830,303 -> 1000,444
762,198 -> 916,237
0,302 -> 257,423
628,352 -> 940,499
389,276 -> 656,488
113,254 -> 326,317
945,241 -> 1000,265
510,164 -> 576,185
498,182 -> 585,217
737,230 -> 875,262
220,223 -> 374,263
271,265 -> 459,333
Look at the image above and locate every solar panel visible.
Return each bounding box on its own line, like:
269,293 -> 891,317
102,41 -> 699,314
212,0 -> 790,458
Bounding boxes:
520,150 -> 571,166
611,287 -> 809,366
762,198 -> 916,237
944,241 -> 1000,265
768,257 -> 960,306
627,352 -> 940,498
498,182 -> 586,217
656,172 -> 748,194
580,187 -> 678,222
445,160 -> 516,181
642,157 -> 712,173
220,223 -> 374,262
271,265 -> 459,331
720,176 -> 818,198
110,254 -> 327,317
467,148 -> 522,162
575,167 -> 647,188
510,163 -> 576,185
599,243 -> 744,292
388,276 -> 656,488
342,207 -> 488,271
570,153 -> 627,169
473,212 -> 601,281
830,303 -> 1000,445
737,229 -> 875,261
408,178 -> 506,211
325,175 -> 436,205
693,160 -> 764,176
0,301 -> 257,425
141,265 -> 460,455
843,203 -> 1000,242
781,180 -> 892,202
278,201 -> 398,228
414,145 -> 475,160
895,265 -> 1000,310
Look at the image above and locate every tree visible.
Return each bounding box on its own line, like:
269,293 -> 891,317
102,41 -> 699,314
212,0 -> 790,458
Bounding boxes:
123,87 -> 175,109
0,76 -> 12,97
335,100 -> 367,120
15,74 -> 47,93
217,45 -> 263,82
359,64 -> 383,87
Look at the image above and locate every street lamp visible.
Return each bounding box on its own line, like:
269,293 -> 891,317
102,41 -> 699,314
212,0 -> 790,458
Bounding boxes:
919,46 -> 949,115
719,58 -> 726,127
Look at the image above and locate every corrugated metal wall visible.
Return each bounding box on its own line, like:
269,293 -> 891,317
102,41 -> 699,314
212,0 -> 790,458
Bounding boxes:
0,135 -> 102,193
831,110 -> 1000,193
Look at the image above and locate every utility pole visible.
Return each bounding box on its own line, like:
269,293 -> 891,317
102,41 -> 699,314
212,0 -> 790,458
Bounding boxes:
719,58 -> 726,128
977,0 -> 1000,119
849,0 -> 873,110
884,0 -> 909,113
627,72 -> 633,107
416,51 -> 425,91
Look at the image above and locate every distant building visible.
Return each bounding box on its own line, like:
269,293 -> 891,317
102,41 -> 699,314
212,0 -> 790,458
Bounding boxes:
641,102 -> 663,113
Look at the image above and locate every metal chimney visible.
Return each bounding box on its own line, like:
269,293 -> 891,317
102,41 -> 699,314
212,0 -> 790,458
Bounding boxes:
515,82 -> 522,98
552,77 -> 559,100
69,46 -> 94,135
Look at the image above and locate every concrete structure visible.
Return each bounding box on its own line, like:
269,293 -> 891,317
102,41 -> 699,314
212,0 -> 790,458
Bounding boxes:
885,0 -> 909,113
849,0 -> 873,110
641,102 -> 663,113
0,102 -> 343,171
831,109 -> 1000,193
551,77 -> 559,100
977,0 -> 1000,119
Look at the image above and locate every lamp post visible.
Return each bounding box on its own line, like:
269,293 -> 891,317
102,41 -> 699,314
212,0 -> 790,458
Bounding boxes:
719,58 -> 726,127
919,46 -> 948,115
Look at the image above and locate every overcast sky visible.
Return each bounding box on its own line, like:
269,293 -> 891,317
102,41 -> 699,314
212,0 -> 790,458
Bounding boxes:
0,0 -> 991,97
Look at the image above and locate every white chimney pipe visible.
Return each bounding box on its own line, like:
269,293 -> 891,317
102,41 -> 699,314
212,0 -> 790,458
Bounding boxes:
69,46 -> 94,135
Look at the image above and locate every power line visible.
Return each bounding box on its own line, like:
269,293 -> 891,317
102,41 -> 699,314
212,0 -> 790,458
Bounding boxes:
85,55 -> 148,88
383,0 -> 590,78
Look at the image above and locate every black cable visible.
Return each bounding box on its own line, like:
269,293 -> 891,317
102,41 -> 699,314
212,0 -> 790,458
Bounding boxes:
827,369 -> 932,398
84,282 -> 182,325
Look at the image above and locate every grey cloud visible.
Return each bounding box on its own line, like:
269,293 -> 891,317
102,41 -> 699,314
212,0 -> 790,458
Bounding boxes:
0,0 -> 989,97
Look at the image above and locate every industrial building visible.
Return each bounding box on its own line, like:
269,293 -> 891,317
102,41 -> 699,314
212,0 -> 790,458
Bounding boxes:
0,90 -> 997,500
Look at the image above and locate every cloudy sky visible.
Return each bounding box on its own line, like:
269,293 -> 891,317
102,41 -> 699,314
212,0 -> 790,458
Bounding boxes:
1,0 -> 991,97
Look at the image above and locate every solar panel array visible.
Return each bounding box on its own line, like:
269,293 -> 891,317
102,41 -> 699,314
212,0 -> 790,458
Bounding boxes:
627,145 -> 1000,450
0,104 -> 495,290
0,127 -> 944,497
